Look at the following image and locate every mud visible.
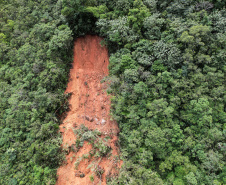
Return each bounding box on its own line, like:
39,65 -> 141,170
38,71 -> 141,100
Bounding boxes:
56,35 -> 121,185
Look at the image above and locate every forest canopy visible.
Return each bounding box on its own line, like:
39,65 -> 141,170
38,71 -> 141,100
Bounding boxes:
0,0 -> 225,185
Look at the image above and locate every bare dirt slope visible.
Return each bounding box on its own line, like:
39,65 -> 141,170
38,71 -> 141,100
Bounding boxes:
56,35 -> 121,185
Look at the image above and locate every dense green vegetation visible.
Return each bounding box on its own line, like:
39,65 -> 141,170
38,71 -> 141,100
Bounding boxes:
0,0 -> 225,184
0,0 -> 73,184
86,0 -> 225,184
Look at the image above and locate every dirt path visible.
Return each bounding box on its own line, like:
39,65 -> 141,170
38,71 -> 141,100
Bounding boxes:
56,35 -> 121,185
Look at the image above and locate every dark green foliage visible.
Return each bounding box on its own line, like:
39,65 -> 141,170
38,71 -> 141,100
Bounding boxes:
61,0 -> 98,36
0,0 -> 74,184
83,0 -> 226,184
1,0 -> 225,184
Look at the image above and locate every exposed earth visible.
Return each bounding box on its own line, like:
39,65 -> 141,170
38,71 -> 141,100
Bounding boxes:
56,35 -> 121,185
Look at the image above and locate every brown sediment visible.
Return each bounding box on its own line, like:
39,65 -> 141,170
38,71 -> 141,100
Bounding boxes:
56,35 -> 121,185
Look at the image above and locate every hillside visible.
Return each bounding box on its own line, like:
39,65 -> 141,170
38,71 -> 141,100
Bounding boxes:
56,35 -> 121,185
0,0 -> 225,185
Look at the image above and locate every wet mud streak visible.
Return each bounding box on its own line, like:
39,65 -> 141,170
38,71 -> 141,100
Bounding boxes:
56,35 -> 121,185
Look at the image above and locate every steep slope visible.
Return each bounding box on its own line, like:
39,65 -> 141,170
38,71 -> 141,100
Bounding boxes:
56,35 -> 121,185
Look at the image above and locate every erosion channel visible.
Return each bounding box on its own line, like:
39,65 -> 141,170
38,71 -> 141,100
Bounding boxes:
56,35 -> 121,185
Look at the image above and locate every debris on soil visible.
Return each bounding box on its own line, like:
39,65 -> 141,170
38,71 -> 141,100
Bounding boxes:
56,35 -> 122,185
101,119 -> 106,125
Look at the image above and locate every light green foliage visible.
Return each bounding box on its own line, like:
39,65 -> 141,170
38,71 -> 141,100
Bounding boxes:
90,175 -> 94,182
189,25 -> 210,37
48,26 -> 72,52
182,98 -> 213,129
86,5 -> 108,18
179,31 -> 194,43
173,178 -> 185,185
0,33 -> 7,43
185,172 -> 198,185
180,24 -> 210,48
128,0 -> 150,34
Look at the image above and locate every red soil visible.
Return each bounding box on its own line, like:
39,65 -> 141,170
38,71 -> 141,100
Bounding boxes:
56,35 -> 121,185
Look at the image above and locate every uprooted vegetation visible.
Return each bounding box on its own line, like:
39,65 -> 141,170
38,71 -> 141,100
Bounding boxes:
73,124 -> 112,158
72,125 -> 113,180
